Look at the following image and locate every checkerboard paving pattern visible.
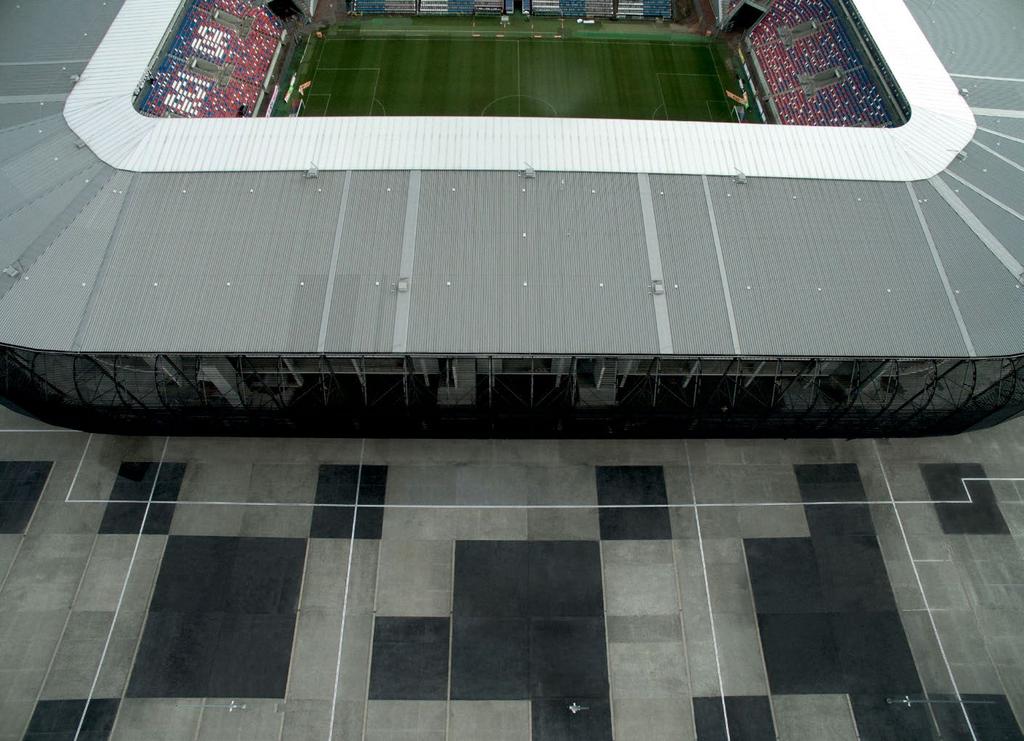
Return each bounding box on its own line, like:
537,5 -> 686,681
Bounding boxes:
1,409 -> 1024,740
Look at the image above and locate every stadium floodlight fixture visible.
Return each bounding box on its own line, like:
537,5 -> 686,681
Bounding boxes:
732,169 -> 748,184
304,162 -> 319,179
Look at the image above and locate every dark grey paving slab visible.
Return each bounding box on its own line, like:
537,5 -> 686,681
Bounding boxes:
529,617 -> 609,699
453,541 -> 529,617
310,464 -> 387,539
207,613 -> 296,698
0,460 -> 51,533
147,536 -> 238,613
368,616 -> 451,701
528,541 -> 604,617
832,612 -> 921,694
23,698 -> 119,741
921,463 -> 1009,535
795,464 -> 867,503
129,536 -> 305,698
849,694 -> 934,741
222,537 -> 305,615
450,617 -> 529,700
745,538 -> 828,614
98,462 -> 185,535
127,611 -> 223,697
814,536 -> 897,613
804,503 -> 877,538
931,694 -> 1024,741
757,612 -> 845,694
596,466 -> 671,540
694,696 -> 776,741
531,698 -> 613,741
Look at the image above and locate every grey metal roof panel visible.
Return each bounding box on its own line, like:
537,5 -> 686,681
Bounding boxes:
0,125 -> 98,216
956,79 -> 1024,113
74,171 -> 343,352
0,101 -> 65,131
324,171 -> 407,353
0,161 -> 107,269
939,172 -> 1024,266
950,140 -> 1023,215
974,131 -> 1024,172
0,116 -> 67,167
918,182 -> 1024,357
0,64 -> 80,98
0,171 -> 130,349
707,176 -> 969,357
649,174 -> 735,355
0,0 -> 126,64
407,171 -> 658,354
909,0 -> 1024,78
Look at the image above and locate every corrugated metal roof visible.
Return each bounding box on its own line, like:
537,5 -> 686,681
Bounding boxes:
908,0 -> 1024,79
407,172 -> 658,354
323,171 -> 407,352
707,176 -> 970,357
73,171 -> 344,352
0,0 -> 1022,360
649,175 -> 736,356
0,171 -> 130,349
917,180 -> 1024,357
62,0 -> 975,180
0,0 -> 126,65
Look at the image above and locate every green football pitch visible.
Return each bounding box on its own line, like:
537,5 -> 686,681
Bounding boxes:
297,29 -> 738,121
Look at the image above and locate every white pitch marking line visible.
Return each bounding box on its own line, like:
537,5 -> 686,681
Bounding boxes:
686,442 -> 731,741
327,437 -> 366,741
873,442 -> 978,741
65,432 -> 93,503
73,436 -> 170,741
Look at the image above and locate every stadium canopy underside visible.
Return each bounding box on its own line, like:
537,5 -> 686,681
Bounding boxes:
3,350 -> 1023,438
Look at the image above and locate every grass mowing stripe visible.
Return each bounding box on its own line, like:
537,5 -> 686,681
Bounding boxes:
301,34 -> 735,121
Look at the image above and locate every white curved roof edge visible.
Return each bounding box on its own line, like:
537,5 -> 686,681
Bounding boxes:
64,0 -> 975,179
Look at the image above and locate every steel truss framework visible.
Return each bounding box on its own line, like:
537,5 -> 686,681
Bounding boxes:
1,345 -> 1022,437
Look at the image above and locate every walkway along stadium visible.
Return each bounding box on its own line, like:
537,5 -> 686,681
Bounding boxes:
0,0 -> 1022,437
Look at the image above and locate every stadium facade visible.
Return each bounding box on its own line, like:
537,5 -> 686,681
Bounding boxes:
0,0 -> 1022,438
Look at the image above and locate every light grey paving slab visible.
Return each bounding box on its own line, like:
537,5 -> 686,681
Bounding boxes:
337,613 -> 374,704
177,462 -> 253,503
248,464 -> 319,504
686,438 -> 839,466
557,439 -> 686,466
195,698 -> 284,741
449,700 -> 530,741
706,562 -> 755,615
91,607 -> 147,698
300,538 -> 351,611
381,507 -> 457,540
25,499 -> 105,535
613,697 -> 696,741
527,507 -> 600,541
453,508 -> 528,540
916,560 -> 972,610
285,607 -> 342,702
772,694 -> 858,741
899,610 -> 956,696
603,541 -> 679,617
736,504 -> 811,538
714,609 -> 769,697
72,534 -> 147,612
0,535 -> 20,582
609,641 -> 689,699
40,609 -> 112,699
689,464 -> 802,505
111,698 -> 203,741
169,503 -> 246,537
238,503 -> 313,538
329,699 -> 367,741
279,699 -> 332,741
364,700 -> 447,741
606,615 -> 683,644
0,533 -> 93,610
375,540 -> 452,616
